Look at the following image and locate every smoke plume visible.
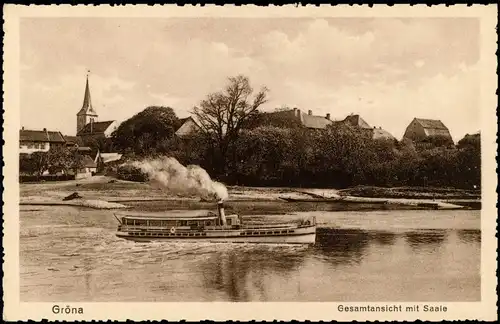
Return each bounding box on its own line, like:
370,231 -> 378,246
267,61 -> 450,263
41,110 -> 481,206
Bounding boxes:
129,157 -> 229,201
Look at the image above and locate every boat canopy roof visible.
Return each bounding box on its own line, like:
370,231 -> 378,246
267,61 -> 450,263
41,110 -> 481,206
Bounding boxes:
116,210 -> 218,220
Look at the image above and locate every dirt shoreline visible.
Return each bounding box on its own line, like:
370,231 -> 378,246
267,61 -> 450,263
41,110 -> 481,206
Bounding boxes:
19,176 -> 479,211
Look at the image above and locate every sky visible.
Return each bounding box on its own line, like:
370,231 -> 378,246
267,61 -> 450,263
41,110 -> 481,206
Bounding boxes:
20,17 -> 480,140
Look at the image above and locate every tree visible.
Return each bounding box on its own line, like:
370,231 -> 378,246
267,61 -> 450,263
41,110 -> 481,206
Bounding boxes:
19,153 -> 38,176
192,75 -> 269,175
29,151 -> 49,179
46,146 -> 74,174
111,106 -> 180,156
421,134 -> 455,148
456,133 -> 481,189
234,126 -> 296,185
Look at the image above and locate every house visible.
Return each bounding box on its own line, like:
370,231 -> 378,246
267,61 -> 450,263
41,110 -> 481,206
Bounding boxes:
75,155 -> 98,179
77,120 -> 118,142
371,127 -> 396,140
336,114 -> 396,140
19,127 -> 66,154
64,135 -> 84,148
266,109 -> 395,140
175,116 -> 202,138
403,118 -> 452,142
94,151 -> 123,172
341,114 -> 372,129
268,108 -> 333,129
76,74 -> 118,145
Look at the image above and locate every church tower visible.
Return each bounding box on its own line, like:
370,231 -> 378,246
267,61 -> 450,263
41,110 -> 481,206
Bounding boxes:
76,74 -> 98,134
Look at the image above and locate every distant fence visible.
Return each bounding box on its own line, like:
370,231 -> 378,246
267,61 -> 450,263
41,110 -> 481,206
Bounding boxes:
20,174 -> 76,183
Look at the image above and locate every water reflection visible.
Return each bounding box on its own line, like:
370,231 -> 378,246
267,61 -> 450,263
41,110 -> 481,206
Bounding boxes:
404,230 -> 447,252
201,246 -> 307,301
314,228 -> 370,264
457,229 -> 481,244
197,228 -> 461,301
369,231 -> 397,246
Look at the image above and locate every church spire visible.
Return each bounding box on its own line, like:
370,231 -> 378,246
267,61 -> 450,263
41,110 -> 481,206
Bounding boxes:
78,71 -> 97,116
76,71 -> 98,134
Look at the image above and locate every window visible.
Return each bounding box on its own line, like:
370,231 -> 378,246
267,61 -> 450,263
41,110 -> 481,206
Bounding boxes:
150,220 -> 161,227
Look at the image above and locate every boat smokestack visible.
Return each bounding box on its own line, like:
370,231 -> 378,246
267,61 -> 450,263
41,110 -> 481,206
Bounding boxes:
217,200 -> 227,226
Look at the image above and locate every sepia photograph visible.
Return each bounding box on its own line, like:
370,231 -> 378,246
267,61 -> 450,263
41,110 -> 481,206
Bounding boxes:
3,4 -> 497,322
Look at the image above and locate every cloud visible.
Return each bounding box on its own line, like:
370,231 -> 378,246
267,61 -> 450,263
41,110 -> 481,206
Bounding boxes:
19,17 -> 479,140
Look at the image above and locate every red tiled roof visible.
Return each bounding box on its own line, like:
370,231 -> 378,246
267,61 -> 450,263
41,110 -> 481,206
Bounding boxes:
77,120 -> 115,135
300,112 -> 333,129
64,135 -> 84,146
372,128 -> 395,140
343,115 -> 372,129
20,129 -> 66,143
414,118 -> 448,130
177,116 -> 201,129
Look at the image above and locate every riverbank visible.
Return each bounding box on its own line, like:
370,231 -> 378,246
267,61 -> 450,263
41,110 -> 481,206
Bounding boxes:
19,176 -> 477,211
338,185 -> 480,200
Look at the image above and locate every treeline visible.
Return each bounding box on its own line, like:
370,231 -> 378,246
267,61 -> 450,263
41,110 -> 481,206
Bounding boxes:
174,125 -> 480,189
19,146 -> 86,179
110,75 -> 480,190
111,109 -> 480,190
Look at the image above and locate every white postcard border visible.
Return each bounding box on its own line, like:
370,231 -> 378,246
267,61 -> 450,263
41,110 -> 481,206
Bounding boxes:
3,4 -> 498,321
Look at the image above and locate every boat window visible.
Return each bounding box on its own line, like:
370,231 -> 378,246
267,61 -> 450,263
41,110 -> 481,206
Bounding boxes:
135,219 -> 147,226
227,219 -> 232,226
150,220 -> 161,227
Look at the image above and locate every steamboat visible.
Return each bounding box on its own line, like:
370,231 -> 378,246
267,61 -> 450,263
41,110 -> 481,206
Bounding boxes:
115,201 -> 316,244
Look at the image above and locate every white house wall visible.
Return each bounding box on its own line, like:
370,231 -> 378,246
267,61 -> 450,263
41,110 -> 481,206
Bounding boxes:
19,142 -> 51,154
103,121 -> 119,138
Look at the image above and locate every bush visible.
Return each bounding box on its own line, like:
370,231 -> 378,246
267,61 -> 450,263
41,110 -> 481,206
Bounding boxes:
116,164 -> 149,182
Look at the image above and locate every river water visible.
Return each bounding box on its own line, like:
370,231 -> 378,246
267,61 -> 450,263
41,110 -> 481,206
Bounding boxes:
20,206 -> 480,302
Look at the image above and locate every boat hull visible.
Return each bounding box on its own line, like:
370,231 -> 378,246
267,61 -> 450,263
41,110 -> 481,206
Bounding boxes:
116,226 -> 316,244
